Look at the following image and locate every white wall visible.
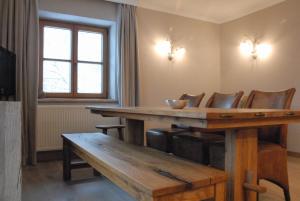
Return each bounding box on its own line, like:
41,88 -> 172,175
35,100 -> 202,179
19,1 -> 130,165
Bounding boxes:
39,0 -> 118,100
220,0 -> 300,152
39,0 -> 117,21
37,0 -> 120,151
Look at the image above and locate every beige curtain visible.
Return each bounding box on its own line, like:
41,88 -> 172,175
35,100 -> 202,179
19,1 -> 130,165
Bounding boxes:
0,0 -> 39,165
117,4 -> 139,107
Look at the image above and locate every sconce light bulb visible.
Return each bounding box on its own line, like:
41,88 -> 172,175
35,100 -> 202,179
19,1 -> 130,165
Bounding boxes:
240,39 -> 272,60
168,52 -> 174,61
240,40 -> 254,56
256,43 -> 272,59
155,39 -> 186,61
155,40 -> 172,57
174,48 -> 186,60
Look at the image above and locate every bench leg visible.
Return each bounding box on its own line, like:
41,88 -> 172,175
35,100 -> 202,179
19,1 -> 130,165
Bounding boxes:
63,139 -> 71,181
93,169 -> 102,176
149,185 -> 215,201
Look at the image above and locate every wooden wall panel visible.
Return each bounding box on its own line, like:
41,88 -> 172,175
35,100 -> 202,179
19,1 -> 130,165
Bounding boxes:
0,102 -> 22,201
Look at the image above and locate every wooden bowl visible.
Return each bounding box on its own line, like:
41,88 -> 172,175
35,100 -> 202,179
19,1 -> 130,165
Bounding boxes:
165,99 -> 187,109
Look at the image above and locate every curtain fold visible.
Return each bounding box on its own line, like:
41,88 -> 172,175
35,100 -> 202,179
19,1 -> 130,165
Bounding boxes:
117,4 -> 139,107
0,0 -> 39,165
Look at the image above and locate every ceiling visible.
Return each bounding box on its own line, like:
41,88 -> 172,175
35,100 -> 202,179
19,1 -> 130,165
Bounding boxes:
105,0 -> 285,24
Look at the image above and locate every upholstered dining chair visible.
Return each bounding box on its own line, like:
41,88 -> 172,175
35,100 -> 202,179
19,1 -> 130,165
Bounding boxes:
209,88 -> 296,201
172,91 -> 244,164
205,91 -> 244,108
146,93 -> 205,153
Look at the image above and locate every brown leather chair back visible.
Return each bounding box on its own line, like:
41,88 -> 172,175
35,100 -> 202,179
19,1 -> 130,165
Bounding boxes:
245,89 -> 295,109
205,91 -> 244,109
179,93 -> 205,108
245,88 -> 296,147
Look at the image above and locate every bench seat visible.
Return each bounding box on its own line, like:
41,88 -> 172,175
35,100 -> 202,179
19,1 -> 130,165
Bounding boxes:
62,133 -> 227,201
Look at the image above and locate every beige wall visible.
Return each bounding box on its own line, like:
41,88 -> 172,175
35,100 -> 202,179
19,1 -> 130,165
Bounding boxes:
37,1 -> 222,148
37,0 -> 300,152
39,1 -> 222,106
137,8 -> 221,107
137,8 -> 221,129
220,0 -> 300,152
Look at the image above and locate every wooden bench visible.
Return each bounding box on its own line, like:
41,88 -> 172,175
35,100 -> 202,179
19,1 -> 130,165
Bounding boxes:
62,133 -> 227,201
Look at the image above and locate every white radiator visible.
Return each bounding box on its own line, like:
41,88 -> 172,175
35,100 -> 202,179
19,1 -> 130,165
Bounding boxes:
36,105 -> 120,151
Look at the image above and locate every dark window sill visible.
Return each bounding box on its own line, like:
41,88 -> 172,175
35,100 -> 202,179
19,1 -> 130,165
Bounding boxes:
38,98 -> 118,105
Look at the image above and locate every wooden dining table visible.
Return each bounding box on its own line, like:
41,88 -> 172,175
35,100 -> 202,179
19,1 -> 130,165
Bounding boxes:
87,106 -> 300,201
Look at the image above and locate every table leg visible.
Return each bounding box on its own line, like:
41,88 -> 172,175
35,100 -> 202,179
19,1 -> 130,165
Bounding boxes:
63,139 -> 71,181
225,128 -> 258,201
125,119 -> 145,146
117,127 -> 124,141
215,182 -> 226,201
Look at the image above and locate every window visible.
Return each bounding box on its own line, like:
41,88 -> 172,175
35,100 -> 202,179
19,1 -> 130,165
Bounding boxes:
39,20 -> 108,98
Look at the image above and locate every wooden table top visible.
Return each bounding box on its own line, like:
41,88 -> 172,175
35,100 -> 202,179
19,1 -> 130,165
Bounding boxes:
62,133 -> 226,197
87,106 -> 300,120
87,106 -> 300,129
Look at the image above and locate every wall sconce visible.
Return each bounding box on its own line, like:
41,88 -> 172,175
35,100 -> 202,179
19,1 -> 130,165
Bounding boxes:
155,39 -> 186,61
240,39 -> 272,60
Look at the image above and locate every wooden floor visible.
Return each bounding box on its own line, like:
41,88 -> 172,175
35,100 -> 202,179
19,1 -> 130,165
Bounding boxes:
22,157 -> 300,201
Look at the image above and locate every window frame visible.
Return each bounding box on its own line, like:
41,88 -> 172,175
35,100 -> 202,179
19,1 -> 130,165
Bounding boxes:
39,19 -> 108,99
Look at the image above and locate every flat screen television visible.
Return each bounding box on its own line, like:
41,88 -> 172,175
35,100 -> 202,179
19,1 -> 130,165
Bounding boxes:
0,47 -> 16,99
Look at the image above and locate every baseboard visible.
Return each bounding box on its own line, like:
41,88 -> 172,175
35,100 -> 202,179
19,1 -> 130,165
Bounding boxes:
288,151 -> 300,158
37,150 -> 82,162
37,150 -> 63,162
